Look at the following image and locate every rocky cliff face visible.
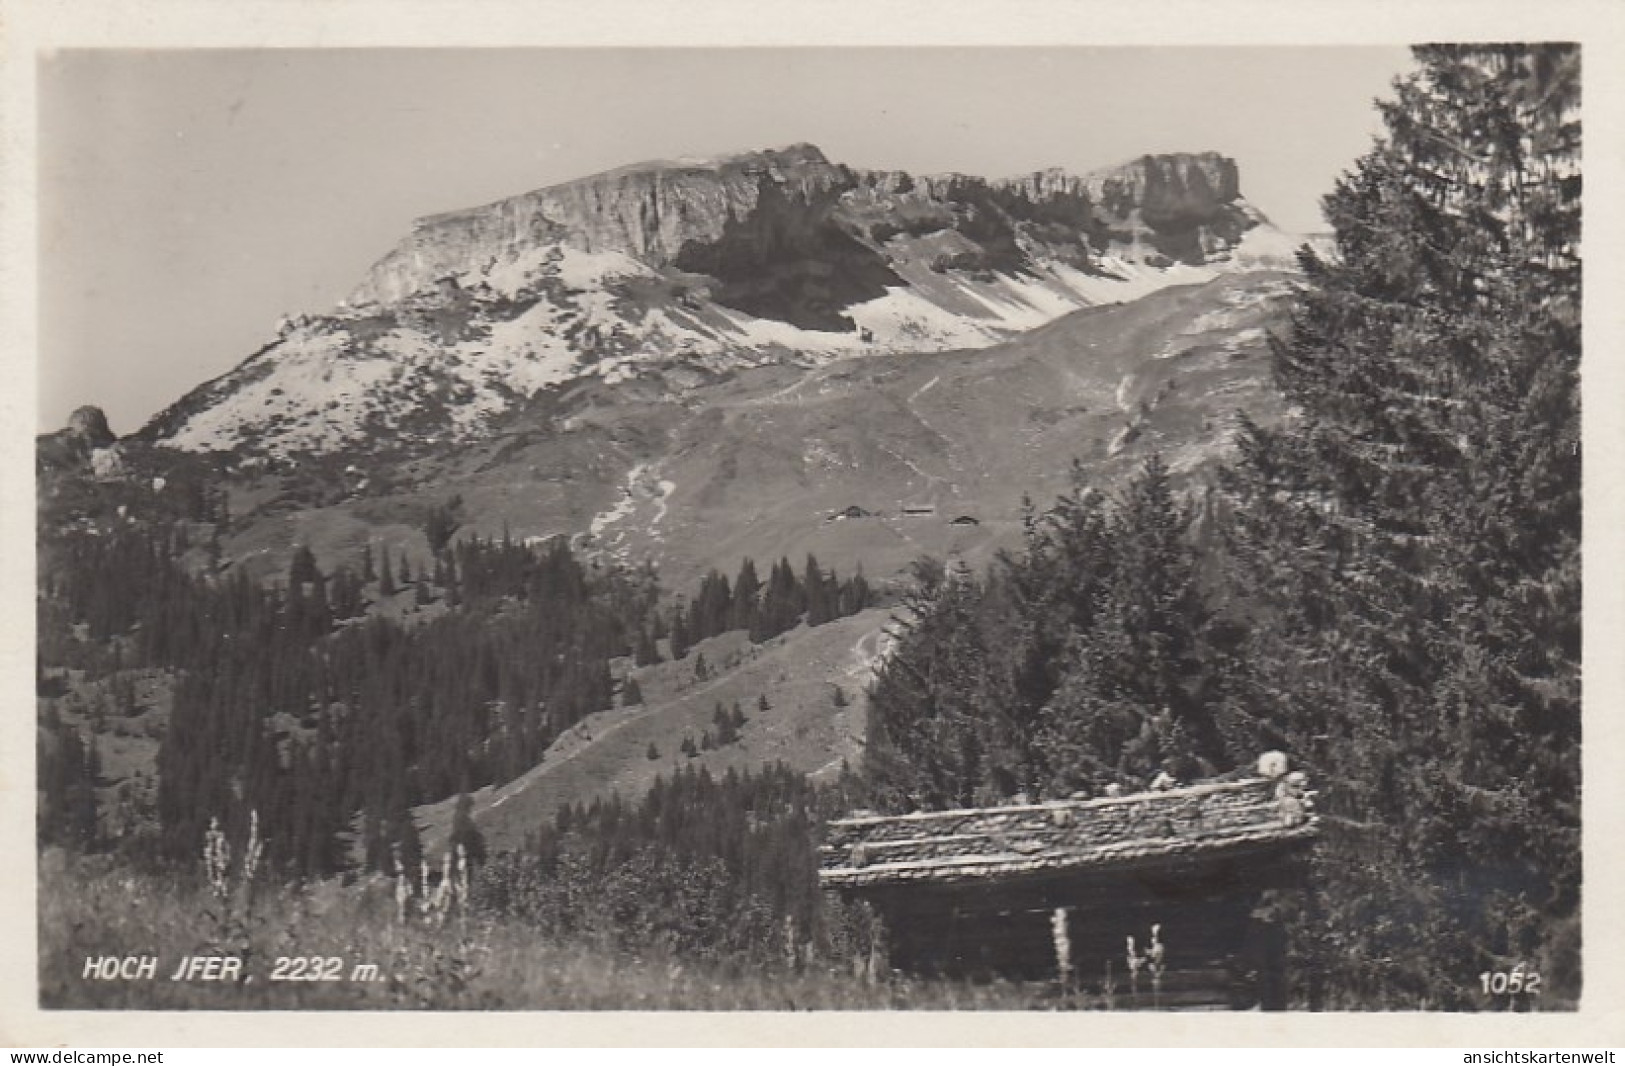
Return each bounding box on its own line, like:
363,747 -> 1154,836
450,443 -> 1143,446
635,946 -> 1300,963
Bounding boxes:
351,147 -> 1258,309
66,405 -> 116,448
350,144 -> 851,306
1084,152 -> 1241,228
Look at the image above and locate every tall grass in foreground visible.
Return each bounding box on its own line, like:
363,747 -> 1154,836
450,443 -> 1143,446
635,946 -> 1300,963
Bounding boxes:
38,850 -> 1046,1010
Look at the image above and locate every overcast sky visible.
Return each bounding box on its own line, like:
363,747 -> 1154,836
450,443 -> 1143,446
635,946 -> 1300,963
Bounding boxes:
38,46 -> 1415,433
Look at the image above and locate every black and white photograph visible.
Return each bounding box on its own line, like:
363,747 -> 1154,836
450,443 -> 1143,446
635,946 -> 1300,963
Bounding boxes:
7,0 -> 1624,1046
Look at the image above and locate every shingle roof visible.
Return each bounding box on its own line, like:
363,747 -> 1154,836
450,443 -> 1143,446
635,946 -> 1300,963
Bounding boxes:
819,774 -> 1317,888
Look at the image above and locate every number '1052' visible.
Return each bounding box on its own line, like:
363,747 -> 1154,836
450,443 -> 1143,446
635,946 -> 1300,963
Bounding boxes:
1480,969 -> 1540,995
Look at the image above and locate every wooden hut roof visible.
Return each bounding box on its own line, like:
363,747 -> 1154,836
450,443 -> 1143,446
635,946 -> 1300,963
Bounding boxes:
819,774 -> 1317,888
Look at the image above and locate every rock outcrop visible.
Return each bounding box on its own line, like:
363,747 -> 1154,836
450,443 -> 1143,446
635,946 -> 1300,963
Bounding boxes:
349,146 -> 1261,308
350,144 -> 851,306
1083,152 -> 1241,228
67,405 -> 116,449
38,405 -> 118,473
89,445 -> 126,480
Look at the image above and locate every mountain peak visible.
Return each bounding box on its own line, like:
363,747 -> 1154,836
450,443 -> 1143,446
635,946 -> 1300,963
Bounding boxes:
37,404 -> 118,475
66,405 -> 116,447
151,142 -> 1298,456
355,142 -> 850,306
568,142 -> 831,184
1083,152 -> 1242,224
706,142 -> 829,169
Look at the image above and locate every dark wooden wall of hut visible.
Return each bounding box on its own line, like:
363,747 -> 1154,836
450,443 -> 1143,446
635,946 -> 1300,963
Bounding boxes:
839,854 -> 1305,1009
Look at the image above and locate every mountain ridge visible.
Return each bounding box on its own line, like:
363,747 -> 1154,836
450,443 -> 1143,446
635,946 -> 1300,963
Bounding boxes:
348,145 -> 1257,308
134,143 -> 1309,458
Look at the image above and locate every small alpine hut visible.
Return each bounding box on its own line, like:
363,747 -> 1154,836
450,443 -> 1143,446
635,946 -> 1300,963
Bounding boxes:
819,753 -> 1318,1009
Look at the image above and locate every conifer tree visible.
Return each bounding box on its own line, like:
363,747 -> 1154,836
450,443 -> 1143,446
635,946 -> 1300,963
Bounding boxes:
864,558 -> 1001,810
448,790 -> 487,867
424,496 -> 461,558
1036,455 -> 1225,789
753,557 -> 806,642
713,702 -> 737,745
669,604 -> 691,661
1217,44 -> 1580,1004
633,626 -> 661,667
693,570 -> 733,640
442,552 -> 459,604
731,558 -> 761,633
838,567 -> 871,617
289,544 -> 319,588
379,547 -> 397,597
804,554 -> 832,627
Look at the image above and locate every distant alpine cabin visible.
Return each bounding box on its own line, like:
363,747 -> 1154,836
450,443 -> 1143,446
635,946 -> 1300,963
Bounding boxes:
819,754 -> 1318,1009
949,515 -> 980,526
900,505 -> 936,517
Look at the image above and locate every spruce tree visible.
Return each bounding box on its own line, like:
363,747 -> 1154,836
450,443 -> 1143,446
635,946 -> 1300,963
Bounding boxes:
289,544 -> 319,588
669,605 -> 691,661
864,558 -> 1001,810
1217,44 -> 1580,1005
804,554 -> 831,627
424,497 -> 461,558
1035,456 -> 1225,789
448,790 -> 487,867
839,567 -> 871,617
634,626 -> 661,667
694,570 -> 733,640
731,558 -> 761,633
379,547 -> 397,597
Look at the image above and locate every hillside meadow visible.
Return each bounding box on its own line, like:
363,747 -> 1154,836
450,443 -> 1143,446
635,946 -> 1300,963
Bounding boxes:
38,849 -> 1052,1011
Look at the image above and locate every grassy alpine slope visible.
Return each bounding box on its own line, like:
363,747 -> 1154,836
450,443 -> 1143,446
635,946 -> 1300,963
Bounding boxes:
40,849 -> 1044,1011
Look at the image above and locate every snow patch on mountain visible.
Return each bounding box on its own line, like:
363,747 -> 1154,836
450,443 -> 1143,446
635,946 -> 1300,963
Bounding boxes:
157,241 -> 1305,456
481,303 -> 584,384
590,464 -> 646,539
583,462 -> 677,562
714,309 -> 851,354
652,477 -> 676,529
845,287 -> 1005,350
164,330 -> 395,452
1227,222 -> 1318,267
479,244 -> 656,299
